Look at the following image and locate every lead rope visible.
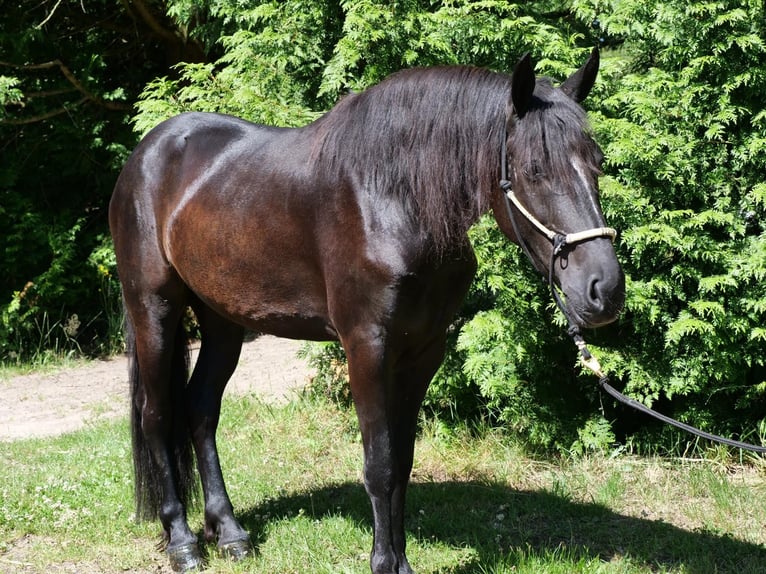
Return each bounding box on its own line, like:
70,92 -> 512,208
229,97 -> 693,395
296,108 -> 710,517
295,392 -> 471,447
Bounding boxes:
499,135 -> 766,454
575,331 -> 766,454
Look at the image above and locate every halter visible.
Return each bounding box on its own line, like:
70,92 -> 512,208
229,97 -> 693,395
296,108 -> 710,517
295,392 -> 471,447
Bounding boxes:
498,133 -> 616,335
499,133 -> 766,454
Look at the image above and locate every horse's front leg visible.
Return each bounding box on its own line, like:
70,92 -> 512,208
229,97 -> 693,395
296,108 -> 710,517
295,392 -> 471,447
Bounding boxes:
186,307 -> 252,559
389,335 -> 449,574
345,333 -> 400,574
347,332 -> 436,574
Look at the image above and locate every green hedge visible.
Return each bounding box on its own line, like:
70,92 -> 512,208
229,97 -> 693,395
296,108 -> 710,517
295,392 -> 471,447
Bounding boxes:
3,0 -> 765,453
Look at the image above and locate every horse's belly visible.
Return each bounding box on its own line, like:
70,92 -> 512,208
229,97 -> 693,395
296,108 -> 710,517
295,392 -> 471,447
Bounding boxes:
172,242 -> 336,340
194,279 -> 337,341
239,312 -> 338,341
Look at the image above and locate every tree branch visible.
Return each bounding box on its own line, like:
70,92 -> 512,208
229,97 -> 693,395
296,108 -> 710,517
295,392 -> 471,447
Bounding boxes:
36,0 -> 66,29
125,0 -> 183,44
120,0 -> 206,64
0,59 -> 131,117
26,88 -> 79,100
1,97 -> 88,125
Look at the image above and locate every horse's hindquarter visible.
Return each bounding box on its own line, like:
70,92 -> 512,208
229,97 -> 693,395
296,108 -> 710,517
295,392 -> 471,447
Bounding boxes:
128,114 -> 331,339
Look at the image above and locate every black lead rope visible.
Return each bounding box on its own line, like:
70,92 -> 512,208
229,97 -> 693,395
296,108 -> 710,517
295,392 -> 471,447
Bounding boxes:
599,377 -> 766,453
571,330 -> 766,454
500,136 -> 766,454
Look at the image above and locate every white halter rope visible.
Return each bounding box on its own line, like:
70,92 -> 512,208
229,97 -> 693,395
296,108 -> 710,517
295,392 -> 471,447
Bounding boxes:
503,187 -> 617,248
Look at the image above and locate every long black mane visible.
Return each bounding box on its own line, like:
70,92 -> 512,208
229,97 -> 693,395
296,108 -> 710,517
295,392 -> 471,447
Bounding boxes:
313,66 -> 510,251
312,66 -> 599,252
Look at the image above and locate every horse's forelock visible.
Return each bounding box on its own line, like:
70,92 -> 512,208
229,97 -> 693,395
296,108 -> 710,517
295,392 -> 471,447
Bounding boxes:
509,79 -> 600,182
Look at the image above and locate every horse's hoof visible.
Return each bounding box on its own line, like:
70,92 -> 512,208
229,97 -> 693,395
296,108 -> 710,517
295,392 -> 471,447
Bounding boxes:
167,543 -> 204,572
218,538 -> 253,561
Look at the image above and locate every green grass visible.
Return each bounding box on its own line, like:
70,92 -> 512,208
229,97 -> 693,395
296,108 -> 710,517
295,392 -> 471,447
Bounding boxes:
1,396 -> 765,573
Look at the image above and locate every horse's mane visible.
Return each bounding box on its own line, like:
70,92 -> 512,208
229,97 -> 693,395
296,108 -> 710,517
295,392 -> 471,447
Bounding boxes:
311,66 -> 508,251
311,66 -> 596,252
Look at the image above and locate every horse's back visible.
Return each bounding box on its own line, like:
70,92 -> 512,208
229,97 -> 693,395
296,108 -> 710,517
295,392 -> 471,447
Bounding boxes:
112,112 -> 287,204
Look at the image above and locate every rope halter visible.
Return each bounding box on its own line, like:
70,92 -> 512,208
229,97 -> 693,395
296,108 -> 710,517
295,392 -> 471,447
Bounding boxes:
499,134 -> 617,334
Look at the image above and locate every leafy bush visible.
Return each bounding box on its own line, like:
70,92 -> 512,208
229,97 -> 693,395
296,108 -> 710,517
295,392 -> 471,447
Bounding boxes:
582,0 -> 766,449
0,226 -> 123,363
4,0 -> 765,453
302,0 -> 766,452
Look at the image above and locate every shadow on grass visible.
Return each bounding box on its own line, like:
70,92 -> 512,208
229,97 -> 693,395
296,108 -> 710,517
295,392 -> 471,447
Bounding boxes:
238,480 -> 766,573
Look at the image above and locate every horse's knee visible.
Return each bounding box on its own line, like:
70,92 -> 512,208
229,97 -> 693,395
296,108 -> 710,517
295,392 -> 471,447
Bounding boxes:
363,451 -> 395,495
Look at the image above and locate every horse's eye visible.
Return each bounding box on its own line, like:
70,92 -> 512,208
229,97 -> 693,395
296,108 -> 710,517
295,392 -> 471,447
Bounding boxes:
523,161 -> 545,182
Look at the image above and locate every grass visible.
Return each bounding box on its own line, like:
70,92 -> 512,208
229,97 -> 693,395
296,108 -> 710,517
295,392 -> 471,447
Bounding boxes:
1,396 -> 765,573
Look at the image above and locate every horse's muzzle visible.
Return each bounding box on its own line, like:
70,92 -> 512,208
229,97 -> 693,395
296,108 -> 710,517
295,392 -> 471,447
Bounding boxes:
567,262 -> 625,328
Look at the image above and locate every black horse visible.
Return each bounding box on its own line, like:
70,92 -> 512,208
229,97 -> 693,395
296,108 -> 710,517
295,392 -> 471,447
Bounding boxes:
109,48 -> 624,573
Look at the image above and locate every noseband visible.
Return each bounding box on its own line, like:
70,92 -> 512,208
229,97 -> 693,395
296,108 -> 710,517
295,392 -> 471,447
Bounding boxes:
498,133 -> 616,334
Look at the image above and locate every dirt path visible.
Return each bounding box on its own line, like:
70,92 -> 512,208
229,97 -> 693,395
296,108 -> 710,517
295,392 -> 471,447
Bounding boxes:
0,336 -> 314,441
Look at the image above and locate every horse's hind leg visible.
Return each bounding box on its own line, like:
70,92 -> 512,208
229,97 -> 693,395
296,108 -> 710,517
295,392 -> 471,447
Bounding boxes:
125,287 -> 201,572
186,301 -> 251,558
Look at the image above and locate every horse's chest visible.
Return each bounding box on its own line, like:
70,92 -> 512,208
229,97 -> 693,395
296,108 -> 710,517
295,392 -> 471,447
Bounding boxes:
391,261 -> 476,336
321,260 -> 474,359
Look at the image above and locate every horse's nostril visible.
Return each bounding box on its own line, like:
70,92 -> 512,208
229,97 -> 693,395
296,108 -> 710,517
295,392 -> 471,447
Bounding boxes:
588,276 -> 604,310
584,268 -> 626,322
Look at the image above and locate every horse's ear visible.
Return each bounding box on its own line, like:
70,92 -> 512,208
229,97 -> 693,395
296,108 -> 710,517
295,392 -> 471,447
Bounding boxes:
511,52 -> 535,118
559,47 -> 600,103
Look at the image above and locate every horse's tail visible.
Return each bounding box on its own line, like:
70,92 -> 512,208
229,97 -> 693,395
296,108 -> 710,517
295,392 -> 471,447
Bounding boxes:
126,307 -> 197,521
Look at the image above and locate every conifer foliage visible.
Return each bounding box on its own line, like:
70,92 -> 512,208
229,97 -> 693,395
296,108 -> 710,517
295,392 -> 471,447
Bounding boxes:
2,1 -> 764,451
